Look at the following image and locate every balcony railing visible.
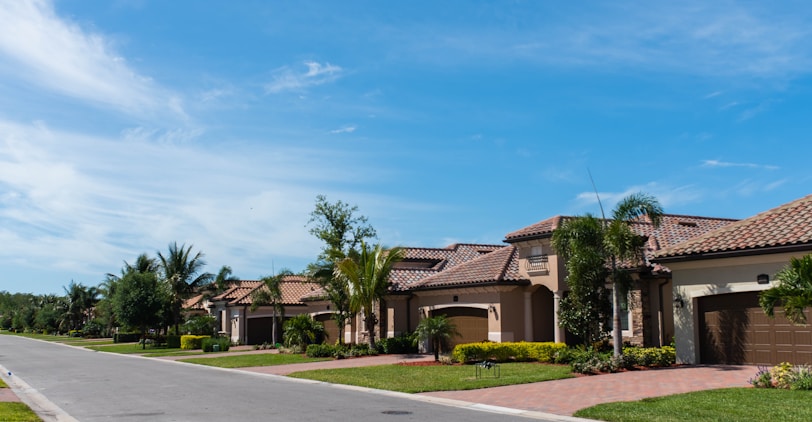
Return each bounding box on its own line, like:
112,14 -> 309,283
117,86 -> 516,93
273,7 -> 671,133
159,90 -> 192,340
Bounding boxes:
525,254 -> 549,273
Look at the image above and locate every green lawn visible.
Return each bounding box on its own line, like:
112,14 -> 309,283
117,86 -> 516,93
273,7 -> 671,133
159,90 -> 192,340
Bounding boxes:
0,379 -> 7,388
0,403 -> 42,422
86,343 -> 193,355
288,362 -> 574,393
575,388 -> 812,422
180,353 -> 330,368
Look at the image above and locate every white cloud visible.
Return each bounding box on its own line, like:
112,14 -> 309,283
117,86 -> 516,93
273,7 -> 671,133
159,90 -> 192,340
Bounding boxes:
265,61 -> 343,94
330,125 -> 356,134
702,160 -> 779,170
0,119 -> 382,287
0,0 -> 182,118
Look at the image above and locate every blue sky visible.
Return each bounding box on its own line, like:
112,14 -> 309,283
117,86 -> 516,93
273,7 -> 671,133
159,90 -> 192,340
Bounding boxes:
2,1 -> 811,295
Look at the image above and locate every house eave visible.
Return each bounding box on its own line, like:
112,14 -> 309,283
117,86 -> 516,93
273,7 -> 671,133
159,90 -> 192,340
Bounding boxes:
652,243 -> 812,264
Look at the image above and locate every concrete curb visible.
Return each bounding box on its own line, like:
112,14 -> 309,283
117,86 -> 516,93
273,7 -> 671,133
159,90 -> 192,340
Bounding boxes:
0,364 -> 78,422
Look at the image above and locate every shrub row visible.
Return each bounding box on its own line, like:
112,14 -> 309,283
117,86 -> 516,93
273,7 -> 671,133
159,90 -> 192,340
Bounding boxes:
376,333 -> 418,354
557,345 -> 677,374
180,335 -> 210,350
201,337 -> 230,353
451,342 -> 567,364
113,333 -> 141,343
751,362 -> 812,390
305,343 -> 379,359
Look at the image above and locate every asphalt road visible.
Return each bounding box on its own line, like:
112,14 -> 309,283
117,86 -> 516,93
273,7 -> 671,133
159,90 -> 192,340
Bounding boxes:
0,336 -> 566,422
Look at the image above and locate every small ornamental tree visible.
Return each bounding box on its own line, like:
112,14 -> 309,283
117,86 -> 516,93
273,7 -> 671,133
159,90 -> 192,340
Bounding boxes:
415,315 -> 460,361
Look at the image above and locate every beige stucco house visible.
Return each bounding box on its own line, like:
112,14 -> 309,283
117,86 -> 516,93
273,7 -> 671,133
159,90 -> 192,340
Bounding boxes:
652,194 -> 812,365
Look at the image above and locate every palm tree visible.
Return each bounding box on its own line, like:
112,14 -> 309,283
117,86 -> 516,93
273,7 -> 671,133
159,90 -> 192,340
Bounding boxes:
335,242 -> 403,349
63,282 -> 99,332
250,269 -> 293,345
283,314 -> 325,350
415,315 -> 460,361
552,192 -> 662,356
760,254 -> 812,325
604,193 -> 663,356
158,242 -> 213,334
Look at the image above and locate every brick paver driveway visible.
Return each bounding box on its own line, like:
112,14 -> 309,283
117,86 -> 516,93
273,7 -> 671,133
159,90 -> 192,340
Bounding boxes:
420,365 -> 754,416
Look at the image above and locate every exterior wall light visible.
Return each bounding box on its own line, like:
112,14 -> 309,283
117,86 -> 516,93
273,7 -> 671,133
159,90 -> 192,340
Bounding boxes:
674,297 -> 685,309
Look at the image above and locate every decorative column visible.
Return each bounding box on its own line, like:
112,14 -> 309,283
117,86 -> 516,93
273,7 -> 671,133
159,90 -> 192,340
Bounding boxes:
524,290 -> 533,341
553,290 -> 564,343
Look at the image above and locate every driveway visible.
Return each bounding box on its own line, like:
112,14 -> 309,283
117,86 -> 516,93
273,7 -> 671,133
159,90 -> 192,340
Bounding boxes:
419,365 -> 754,416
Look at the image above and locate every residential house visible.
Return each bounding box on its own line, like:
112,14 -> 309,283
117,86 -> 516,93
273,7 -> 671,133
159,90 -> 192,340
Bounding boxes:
208,277 -> 321,345
652,194 -> 812,365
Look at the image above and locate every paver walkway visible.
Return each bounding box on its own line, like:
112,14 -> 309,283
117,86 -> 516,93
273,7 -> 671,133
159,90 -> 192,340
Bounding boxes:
419,365 -> 754,416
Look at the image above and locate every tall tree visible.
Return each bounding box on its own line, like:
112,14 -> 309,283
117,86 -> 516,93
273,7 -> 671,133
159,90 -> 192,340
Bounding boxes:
63,281 -> 99,332
552,192 -> 662,355
552,215 -> 612,345
760,254 -> 812,325
158,242 -> 213,334
306,195 -> 377,344
113,270 -> 166,349
415,315 -> 460,361
250,269 -> 293,345
604,193 -> 662,356
335,242 -> 403,349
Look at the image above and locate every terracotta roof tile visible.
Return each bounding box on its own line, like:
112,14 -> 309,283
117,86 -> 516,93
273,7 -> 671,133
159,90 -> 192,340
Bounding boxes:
212,277 -> 320,306
410,246 -> 526,289
654,194 -> 812,259
504,216 -> 568,242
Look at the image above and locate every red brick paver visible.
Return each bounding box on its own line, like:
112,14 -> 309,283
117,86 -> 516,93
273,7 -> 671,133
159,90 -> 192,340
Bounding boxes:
420,365 -> 754,416
0,387 -> 21,402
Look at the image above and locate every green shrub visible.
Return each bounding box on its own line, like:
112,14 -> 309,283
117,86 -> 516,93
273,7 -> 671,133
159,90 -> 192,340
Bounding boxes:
114,332 -> 141,343
166,335 -> 181,348
377,332 -> 418,354
451,342 -> 567,364
622,345 -> 676,367
180,335 -> 210,350
201,337 -> 230,352
68,329 -> 83,338
183,315 -> 217,336
750,366 -> 773,388
306,343 -> 336,358
790,365 -> 812,391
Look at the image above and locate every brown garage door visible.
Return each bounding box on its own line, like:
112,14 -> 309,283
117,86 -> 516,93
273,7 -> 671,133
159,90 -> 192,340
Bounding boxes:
699,292 -> 812,365
433,307 -> 488,349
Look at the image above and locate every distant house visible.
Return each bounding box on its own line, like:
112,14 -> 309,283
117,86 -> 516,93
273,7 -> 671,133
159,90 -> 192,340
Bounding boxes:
652,194 -> 812,365
207,277 -> 320,345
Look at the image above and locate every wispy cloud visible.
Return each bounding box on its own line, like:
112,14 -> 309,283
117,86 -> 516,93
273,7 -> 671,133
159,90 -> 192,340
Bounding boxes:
0,1 -> 182,118
575,183 -> 703,212
265,61 -> 343,94
330,125 -> 356,134
702,160 -> 779,170
0,119 -> 378,284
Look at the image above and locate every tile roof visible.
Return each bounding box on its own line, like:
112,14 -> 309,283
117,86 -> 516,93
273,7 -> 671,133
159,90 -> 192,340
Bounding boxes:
300,243 -> 505,300
503,216 -> 568,242
212,277 -> 319,306
410,246 -> 526,289
654,194 -> 812,260
504,213 -> 737,272
183,293 -> 207,310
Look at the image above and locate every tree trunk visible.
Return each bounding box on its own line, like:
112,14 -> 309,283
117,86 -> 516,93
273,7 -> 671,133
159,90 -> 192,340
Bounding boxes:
611,258 -> 622,357
272,308 -> 277,345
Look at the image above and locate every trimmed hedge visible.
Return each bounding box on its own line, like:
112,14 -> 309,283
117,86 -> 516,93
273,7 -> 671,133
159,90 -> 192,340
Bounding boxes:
452,341 -> 567,363
622,345 -> 675,367
114,333 -> 141,343
180,335 -> 210,350
202,337 -> 230,353
166,335 -> 181,349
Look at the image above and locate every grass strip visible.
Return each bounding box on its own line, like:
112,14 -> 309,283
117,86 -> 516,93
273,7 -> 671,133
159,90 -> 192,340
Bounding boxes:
574,387 -> 812,422
0,402 -> 42,421
289,362 -> 573,393
180,353 -> 330,368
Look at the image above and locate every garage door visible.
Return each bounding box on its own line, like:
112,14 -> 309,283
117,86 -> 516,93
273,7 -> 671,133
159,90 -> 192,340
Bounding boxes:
699,292 -> 812,365
433,307 -> 488,349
